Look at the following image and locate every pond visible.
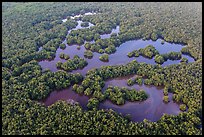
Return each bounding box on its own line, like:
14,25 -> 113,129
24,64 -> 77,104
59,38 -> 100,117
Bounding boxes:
40,74 -> 182,122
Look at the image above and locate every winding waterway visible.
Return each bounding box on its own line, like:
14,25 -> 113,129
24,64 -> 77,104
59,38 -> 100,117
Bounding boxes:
40,74 -> 182,122
38,12 -> 193,122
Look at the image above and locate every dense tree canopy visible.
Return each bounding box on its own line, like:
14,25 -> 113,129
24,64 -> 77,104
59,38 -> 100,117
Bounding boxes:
2,2 -> 202,135
56,55 -> 88,72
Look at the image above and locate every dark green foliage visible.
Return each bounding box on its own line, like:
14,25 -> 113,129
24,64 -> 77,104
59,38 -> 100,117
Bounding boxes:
84,42 -> 91,50
81,22 -> 89,27
168,51 -> 182,60
2,2 -> 202,135
127,76 -> 143,86
127,79 -> 134,86
163,96 -> 169,103
77,46 -> 81,50
57,55 -> 88,71
60,52 -> 65,59
104,86 -> 148,104
154,55 -> 165,64
87,98 -> 99,110
140,45 -> 159,58
163,86 -> 169,96
99,53 -> 109,62
67,35 -> 85,45
180,57 -> 188,63
84,50 -> 93,58
104,86 -> 126,105
127,45 -> 159,59
144,78 -> 153,85
60,44 -> 66,49
180,104 -> 187,111
59,53 -> 70,60
125,89 -> 148,102
56,61 -> 63,68
26,70 -> 83,100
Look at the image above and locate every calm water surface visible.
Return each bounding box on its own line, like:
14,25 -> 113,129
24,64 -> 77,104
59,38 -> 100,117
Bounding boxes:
41,74 -> 182,122
39,38 -> 195,76
39,12 -> 194,74
38,12 -> 191,122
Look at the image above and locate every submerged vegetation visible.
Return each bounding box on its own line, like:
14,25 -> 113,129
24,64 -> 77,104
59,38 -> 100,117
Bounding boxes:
2,2 -> 202,135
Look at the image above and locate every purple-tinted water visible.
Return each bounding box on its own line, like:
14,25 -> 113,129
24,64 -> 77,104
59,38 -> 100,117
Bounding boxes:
38,12 -> 191,122
39,13 -> 194,75
99,75 -> 181,122
39,38 -> 195,76
40,86 -> 90,109
40,74 -> 182,122
101,25 -> 120,39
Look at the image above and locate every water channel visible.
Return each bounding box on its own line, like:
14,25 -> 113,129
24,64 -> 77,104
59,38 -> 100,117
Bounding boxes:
38,12 -> 193,122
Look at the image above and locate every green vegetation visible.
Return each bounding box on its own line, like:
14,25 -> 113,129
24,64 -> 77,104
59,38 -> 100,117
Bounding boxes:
2,2 -> 201,135
163,86 -> 169,96
99,53 -> 109,62
59,44 -> 66,49
144,78 -> 153,85
127,45 -> 159,58
163,96 -> 169,103
59,53 -> 70,60
84,50 -> 93,58
127,79 -> 134,86
180,104 -> 187,111
104,86 -> 126,105
81,22 -> 89,27
127,76 -> 143,86
125,89 -> 148,102
128,48 -> 184,65
154,55 -> 165,64
168,51 -> 182,60
56,55 -> 88,71
77,46 -> 81,50
104,86 -> 148,105
156,52 -> 182,64
87,98 -> 100,110
180,57 -> 188,63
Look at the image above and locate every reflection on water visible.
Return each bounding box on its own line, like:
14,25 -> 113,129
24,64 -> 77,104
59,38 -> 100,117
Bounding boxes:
39,12 -> 195,75
41,74 -> 182,122
38,12 -> 191,122
39,38 -> 195,76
